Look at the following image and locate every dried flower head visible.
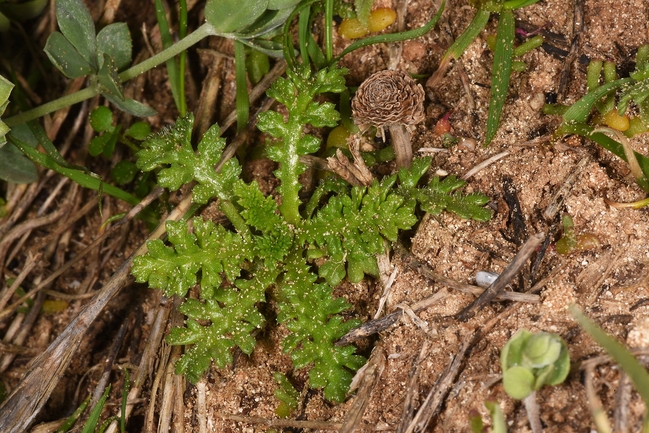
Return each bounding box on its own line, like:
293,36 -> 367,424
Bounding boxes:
352,70 -> 425,129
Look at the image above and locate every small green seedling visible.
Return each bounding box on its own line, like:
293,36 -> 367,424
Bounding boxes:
501,329 -> 570,400
571,305 -> 649,432
469,401 -> 507,433
88,106 -> 151,185
501,329 -> 570,433
273,372 -> 300,418
555,214 -> 600,255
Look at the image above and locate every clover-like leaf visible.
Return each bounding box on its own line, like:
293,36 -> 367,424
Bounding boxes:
205,0 -> 268,34
96,22 -> 132,70
55,0 -> 97,69
44,31 -> 94,78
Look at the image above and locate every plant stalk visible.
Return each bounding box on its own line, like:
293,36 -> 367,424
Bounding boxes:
524,391 -> 543,433
388,123 -> 412,170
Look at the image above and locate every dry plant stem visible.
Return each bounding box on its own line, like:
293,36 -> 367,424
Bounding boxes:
0,187 -> 164,321
404,250 -> 539,303
0,182 -> 77,269
340,347 -> 386,433
0,181 -> 42,239
455,232 -> 545,322
197,380 -> 208,433
614,372 -> 631,433
524,391 -> 543,433
88,318 -> 129,410
462,151 -> 510,180
585,363 -> 613,433
557,0 -> 583,101
543,156 -> 589,220
395,340 -> 429,433
3,176 -> 70,263
144,306 -> 171,433
195,50 -> 224,138
374,249 -> 396,319
337,289 -> 449,346
403,337 -> 472,433
327,138 -> 374,186
457,61 -> 476,112
157,305 -> 185,433
0,252 -> 41,313
105,293 -> 173,433
389,123 -> 413,170
0,292 -> 45,373
0,193 -> 191,433
173,373 -> 185,433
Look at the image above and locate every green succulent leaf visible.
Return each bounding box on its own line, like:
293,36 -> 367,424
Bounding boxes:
501,329 -> 570,400
502,365 -> 535,399
89,106 -> 113,132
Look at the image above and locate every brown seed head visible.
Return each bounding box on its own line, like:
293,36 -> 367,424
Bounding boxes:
351,70 -> 425,129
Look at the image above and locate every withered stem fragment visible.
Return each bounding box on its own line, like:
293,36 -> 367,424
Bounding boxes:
389,123 -> 412,170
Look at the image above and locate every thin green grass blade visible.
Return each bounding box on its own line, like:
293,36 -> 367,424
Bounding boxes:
485,10 -> 514,145
334,0 -> 445,63
441,8 -> 490,62
298,5 -> 311,69
81,384 -> 111,433
55,396 -> 90,433
325,0 -> 333,62
570,305 -> 649,432
8,134 -> 140,205
177,0 -> 188,116
234,40 -> 249,132
562,78 -> 633,123
154,0 -> 181,113
558,123 -> 649,192
120,369 -> 130,433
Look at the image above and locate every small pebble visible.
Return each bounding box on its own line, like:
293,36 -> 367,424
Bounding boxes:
475,271 -> 499,287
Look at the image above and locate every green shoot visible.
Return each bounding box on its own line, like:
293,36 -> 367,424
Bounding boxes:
55,396 -> 90,433
570,305 -> 649,432
154,0 -> 187,116
81,385 -> 111,433
501,329 -> 570,400
555,214 -> 600,255
273,372 -> 300,417
501,329 -> 570,433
